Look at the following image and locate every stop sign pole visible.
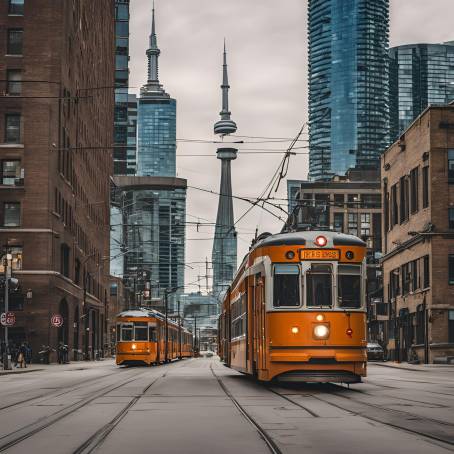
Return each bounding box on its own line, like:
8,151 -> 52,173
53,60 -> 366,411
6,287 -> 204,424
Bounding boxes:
3,254 -> 12,370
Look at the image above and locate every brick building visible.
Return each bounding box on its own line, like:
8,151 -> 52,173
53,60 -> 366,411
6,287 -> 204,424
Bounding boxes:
0,0 -> 115,361
382,105 -> 454,363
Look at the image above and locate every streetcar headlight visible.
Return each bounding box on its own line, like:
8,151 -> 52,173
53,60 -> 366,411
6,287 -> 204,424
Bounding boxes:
291,326 -> 299,334
131,343 -> 137,350
314,324 -> 329,339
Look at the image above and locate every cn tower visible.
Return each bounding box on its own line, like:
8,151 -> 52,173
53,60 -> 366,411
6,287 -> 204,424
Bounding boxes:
211,42 -> 238,301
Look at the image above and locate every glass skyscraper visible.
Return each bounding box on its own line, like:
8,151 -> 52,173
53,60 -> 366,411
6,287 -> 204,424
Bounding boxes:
389,42 -> 454,140
114,6 -> 186,311
308,0 -> 390,180
114,0 -> 130,176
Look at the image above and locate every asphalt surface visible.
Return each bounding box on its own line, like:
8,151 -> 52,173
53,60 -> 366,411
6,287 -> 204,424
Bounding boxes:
0,358 -> 453,453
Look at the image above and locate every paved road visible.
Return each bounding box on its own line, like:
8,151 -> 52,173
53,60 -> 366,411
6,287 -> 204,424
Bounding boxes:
0,358 -> 453,453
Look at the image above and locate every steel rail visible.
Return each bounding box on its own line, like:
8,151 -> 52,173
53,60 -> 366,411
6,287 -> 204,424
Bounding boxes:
210,365 -> 283,454
0,367 -> 153,452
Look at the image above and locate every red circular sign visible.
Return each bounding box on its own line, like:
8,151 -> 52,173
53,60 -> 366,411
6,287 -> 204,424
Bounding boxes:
1,312 -> 15,327
51,314 -> 64,327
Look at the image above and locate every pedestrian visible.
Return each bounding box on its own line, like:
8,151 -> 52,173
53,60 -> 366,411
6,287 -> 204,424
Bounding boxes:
17,343 -> 27,368
10,344 -> 19,368
25,343 -> 32,365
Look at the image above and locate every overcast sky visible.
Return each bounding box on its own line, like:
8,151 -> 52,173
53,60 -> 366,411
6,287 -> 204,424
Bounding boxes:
129,0 -> 454,291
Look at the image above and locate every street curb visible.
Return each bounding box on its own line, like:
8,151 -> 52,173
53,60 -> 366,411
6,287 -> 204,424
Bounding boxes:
0,368 -> 44,376
372,362 -> 454,372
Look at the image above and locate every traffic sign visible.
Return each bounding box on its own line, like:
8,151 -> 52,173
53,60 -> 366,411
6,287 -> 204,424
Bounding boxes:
0,312 -> 16,327
51,314 -> 64,327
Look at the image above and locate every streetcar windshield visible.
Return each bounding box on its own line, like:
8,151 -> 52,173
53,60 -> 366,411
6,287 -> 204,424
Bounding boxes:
120,323 -> 133,341
306,264 -> 332,307
273,264 -> 300,307
338,265 -> 361,308
134,322 -> 148,341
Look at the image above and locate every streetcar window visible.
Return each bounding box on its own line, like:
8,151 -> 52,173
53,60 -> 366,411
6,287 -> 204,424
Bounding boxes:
134,322 -> 148,341
273,264 -> 300,307
121,323 -> 133,341
306,264 -> 332,307
149,327 -> 157,342
116,324 -> 121,342
338,265 -> 361,308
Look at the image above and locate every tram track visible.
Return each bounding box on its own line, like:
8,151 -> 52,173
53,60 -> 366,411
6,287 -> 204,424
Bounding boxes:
269,384 -> 454,450
210,364 -> 283,454
71,371 -> 168,454
0,367 -> 153,452
0,367 -> 131,412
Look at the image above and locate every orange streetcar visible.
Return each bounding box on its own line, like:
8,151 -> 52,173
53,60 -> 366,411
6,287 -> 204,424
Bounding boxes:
219,230 -> 368,383
116,309 -> 193,366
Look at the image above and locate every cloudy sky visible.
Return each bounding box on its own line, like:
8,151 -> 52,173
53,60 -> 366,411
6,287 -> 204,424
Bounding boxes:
129,0 -> 454,291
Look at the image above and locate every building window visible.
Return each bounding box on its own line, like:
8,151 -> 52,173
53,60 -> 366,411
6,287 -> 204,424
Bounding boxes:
423,255 -> 430,288
348,213 -> 358,236
450,209 -> 454,230
411,260 -> 419,291
333,213 -> 344,232
390,268 -> 400,299
391,184 -> 398,227
334,194 -> 344,207
5,114 -> 21,143
449,310 -> 454,343
400,176 -> 409,223
401,263 -> 411,295
1,160 -> 21,185
0,247 -> 23,272
360,213 -> 371,238
449,150 -> 454,184
60,244 -> 70,278
75,258 -> 81,285
410,167 -> 419,214
449,255 -> 454,285
8,0 -> 24,15
3,202 -> 20,226
7,29 -> 23,55
422,166 -> 429,208
7,69 -> 22,95
416,305 -> 425,345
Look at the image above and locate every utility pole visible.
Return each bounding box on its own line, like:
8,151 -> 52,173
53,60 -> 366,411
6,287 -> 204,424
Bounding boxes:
164,291 -> 168,362
3,253 -> 11,370
193,315 -> 197,354
177,300 -> 181,359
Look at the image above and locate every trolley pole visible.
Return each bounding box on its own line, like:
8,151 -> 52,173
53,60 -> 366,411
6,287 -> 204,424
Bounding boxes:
164,291 -> 168,362
177,300 -> 182,359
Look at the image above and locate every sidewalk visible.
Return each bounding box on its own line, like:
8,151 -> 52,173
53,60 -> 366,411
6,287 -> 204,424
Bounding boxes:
0,358 -> 116,376
372,361 -> 454,372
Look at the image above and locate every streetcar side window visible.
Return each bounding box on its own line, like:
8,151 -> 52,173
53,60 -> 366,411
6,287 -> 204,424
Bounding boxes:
273,264 -> 300,307
120,323 -> 133,341
134,322 -> 148,341
116,324 -> 121,342
338,265 -> 361,309
149,327 -> 157,342
306,264 -> 332,307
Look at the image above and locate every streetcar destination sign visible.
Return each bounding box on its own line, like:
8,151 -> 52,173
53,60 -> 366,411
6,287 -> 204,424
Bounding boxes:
299,249 -> 340,261
0,312 -> 16,327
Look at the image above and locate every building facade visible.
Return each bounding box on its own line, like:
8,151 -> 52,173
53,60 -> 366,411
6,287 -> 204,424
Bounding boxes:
389,42 -> 454,141
0,0 -> 115,360
114,0 -> 130,176
113,176 -> 187,313
381,106 -> 454,363
308,0 -> 390,180
126,94 -> 137,175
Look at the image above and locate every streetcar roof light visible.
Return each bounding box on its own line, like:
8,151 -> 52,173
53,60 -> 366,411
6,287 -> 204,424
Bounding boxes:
315,236 -> 328,247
